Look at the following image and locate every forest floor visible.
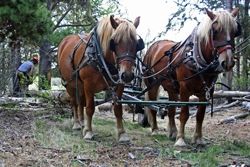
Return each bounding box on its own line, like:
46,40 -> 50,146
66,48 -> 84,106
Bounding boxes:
0,97 -> 250,167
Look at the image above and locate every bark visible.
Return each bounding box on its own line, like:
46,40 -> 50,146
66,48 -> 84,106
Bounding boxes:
242,0 -> 250,89
39,40 -> 52,90
221,0 -> 233,101
10,39 -> 21,94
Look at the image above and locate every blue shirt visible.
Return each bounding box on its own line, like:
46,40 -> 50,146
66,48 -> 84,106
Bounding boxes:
18,61 -> 34,73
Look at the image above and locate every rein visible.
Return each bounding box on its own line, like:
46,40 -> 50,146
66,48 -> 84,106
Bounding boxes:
91,27 -> 120,86
141,41 -> 185,79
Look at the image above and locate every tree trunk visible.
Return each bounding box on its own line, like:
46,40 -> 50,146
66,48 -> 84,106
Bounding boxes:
221,0 -> 233,101
10,39 -> 21,94
242,0 -> 250,90
39,40 -> 51,90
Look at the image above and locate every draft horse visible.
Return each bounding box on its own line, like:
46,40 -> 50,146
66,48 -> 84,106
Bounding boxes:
58,15 -> 144,142
143,8 -> 241,146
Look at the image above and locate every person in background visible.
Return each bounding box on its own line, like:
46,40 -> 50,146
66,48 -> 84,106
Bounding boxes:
13,55 -> 39,97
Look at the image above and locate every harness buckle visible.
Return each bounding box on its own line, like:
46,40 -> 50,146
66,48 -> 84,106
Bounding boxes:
205,90 -> 210,100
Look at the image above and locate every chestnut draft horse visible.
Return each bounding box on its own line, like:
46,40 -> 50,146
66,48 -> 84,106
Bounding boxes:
143,8 -> 241,146
58,15 -> 144,142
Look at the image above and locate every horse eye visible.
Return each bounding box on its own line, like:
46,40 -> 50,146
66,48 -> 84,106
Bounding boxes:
213,20 -> 218,24
213,29 -> 218,36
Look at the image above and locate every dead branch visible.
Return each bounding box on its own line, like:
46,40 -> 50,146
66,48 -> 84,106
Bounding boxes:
207,100 -> 240,114
232,95 -> 250,102
219,112 -> 250,124
37,146 -> 71,153
189,100 -> 240,118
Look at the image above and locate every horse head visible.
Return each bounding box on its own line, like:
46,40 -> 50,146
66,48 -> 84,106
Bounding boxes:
199,8 -> 241,72
109,15 -> 144,83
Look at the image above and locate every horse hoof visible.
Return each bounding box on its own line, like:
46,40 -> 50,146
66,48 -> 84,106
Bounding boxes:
169,131 -> 177,140
72,123 -> 82,130
168,126 -> 177,139
174,138 -> 187,147
80,121 -> 84,127
151,129 -> 160,136
192,138 -> 206,146
84,131 -> 94,140
118,133 -> 130,143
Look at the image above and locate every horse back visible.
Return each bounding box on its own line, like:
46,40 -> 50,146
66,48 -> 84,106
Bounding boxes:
57,34 -> 88,82
144,40 -> 177,71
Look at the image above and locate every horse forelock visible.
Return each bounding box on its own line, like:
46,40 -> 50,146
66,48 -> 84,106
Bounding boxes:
96,16 -> 137,56
96,16 -> 114,56
111,20 -> 137,44
197,10 -> 237,45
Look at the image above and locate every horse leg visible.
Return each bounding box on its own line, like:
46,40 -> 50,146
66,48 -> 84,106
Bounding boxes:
77,102 -> 84,127
145,85 -> 159,135
175,91 -> 190,147
192,97 -> 206,145
77,94 -> 85,127
82,92 -> 95,140
114,86 -> 130,143
71,97 -> 82,130
167,92 -> 178,139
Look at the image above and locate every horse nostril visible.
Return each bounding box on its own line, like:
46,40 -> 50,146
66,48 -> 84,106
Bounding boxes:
129,73 -> 135,81
121,72 -> 134,83
221,61 -> 226,69
231,60 -> 235,67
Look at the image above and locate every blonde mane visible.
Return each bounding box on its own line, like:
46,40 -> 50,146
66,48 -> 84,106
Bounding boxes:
197,10 -> 238,44
96,16 -> 137,56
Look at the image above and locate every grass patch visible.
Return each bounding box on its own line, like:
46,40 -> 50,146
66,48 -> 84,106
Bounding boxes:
49,114 -> 66,122
222,140 -> 250,157
34,117 -> 156,153
34,119 -> 98,157
0,103 -> 17,108
33,115 -> 250,166
176,141 -> 250,167
177,145 -> 222,167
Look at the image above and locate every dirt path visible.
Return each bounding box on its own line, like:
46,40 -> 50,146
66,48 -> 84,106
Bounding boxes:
0,101 -> 249,167
0,105 -> 73,167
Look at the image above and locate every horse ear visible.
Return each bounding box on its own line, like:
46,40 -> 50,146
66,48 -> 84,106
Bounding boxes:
133,16 -> 140,28
205,8 -> 216,20
231,8 -> 240,17
110,15 -> 118,29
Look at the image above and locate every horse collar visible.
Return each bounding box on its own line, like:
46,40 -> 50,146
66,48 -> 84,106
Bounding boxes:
192,28 -> 210,69
184,27 -> 220,73
83,29 -> 119,86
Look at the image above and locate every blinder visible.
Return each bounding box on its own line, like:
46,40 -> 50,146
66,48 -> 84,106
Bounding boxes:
212,21 -> 241,54
110,39 -> 116,52
109,37 -> 145,52
136,37 -> 145,51
235,21 -> 242,37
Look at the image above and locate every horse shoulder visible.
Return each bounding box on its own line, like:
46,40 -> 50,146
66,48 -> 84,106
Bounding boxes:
147,40 -> 176,64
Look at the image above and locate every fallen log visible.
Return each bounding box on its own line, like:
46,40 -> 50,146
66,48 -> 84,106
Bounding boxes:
97,103 -> 131,112
219,112 -> 250,124
190,100 -> 240,118
213,90 -> 250,98
0,90 -> 70,107
183,91 -> 250,102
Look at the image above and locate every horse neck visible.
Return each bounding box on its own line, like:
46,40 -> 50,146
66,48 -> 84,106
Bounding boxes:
199,38 -> 215,63
105,51 -> 116,64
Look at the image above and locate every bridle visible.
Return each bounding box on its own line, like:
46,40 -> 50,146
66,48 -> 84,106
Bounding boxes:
210,30 -> 233,58
110,36 -> 145,67
209,19 -> 241,61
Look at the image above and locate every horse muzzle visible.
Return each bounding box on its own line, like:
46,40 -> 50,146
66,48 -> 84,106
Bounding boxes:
218,56 -> 235,72
220,59 -> 235,71
120,71 -> 135,83
216,45 -> 235,71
